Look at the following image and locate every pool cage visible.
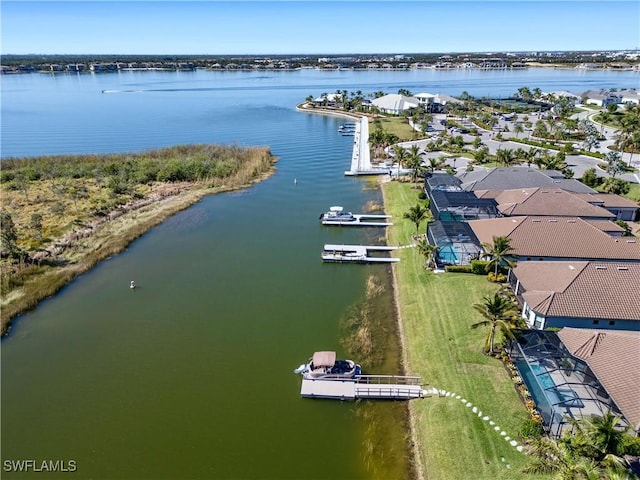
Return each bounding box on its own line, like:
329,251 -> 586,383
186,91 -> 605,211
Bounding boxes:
426,221 -> 482,266
508,329 -> 628,438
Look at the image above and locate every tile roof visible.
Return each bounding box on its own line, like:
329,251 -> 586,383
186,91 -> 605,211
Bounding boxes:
490,188 -> 615,218
572,192 -> 640,209
558,328 -> 640,431
513,261 -> 640,321
468,216 -> 640,261
457,167 -> 596,193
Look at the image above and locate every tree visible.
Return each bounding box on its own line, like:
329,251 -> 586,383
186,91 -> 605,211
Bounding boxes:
513,123 -> 524,138
416,238 -> 438,269
582,135 -> 600,152
495,148 -> 515,166
600,177 -> 630,195
604,151 -> 624,178
580,168 -> 600,188
482,235 -> 517,276
406,145 -> 425,184
403,203 -> 429,236
471,291 -> 518,354
0,211 -> 20,258
392,144 -> 408,176
30,213 -> 43,241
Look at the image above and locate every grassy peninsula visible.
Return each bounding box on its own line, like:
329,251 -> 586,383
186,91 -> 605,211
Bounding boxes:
0,144 -> 277,335
383,181 -> 537,480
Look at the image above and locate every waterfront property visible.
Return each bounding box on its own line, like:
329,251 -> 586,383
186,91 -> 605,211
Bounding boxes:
468,216 -> 640,263
457,167 -> 596,194
426,220 -> 482,266
508,329 -> 634,438
508,261 -> 640,331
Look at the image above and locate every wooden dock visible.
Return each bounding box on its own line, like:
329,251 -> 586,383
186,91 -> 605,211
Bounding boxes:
321,244 -> 400,263
301,375 -> 424,400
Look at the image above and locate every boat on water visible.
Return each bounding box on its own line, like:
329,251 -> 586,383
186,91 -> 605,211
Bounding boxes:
321,244 -> 400,263
319,206 -> 393,227
294,351 -> 361,380
319,206 -> 357,223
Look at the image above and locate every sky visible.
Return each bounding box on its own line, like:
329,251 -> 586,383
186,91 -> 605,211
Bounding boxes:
1,1 -> 639,55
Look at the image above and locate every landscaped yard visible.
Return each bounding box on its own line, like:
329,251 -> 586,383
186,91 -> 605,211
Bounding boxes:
383,180 -> 542,480
372,117 -> 424,142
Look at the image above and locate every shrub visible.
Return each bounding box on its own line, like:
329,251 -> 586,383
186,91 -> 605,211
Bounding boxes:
487,272 -> 506,282
444,265 -> 473,273
470,259 -> 489,275
417,191 -> 427,200
519,418 -> 544,440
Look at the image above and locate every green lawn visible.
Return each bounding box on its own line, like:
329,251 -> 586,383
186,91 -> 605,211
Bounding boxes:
383,181 -> 541,480
373,117 -> 424,141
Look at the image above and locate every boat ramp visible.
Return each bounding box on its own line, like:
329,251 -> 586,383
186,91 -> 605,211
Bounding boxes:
301,375 -> 424,400
321,244 -> 400,263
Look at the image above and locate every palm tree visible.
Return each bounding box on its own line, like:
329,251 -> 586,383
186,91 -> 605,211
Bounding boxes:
416,238 -> 438,269
482,235 -> 517,276
392,144 -> 408,177
495,148 -> 515,166
403,203 -> 429,236
513,123 -> 524,138
471,291 -> 518,354
406,144 -> 425,184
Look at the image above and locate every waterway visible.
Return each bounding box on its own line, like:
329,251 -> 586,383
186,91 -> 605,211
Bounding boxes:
1,68 -> 637,479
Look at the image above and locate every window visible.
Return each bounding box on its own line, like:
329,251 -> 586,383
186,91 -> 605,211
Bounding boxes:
609,321 -> 615,326
593,320 -> 600,325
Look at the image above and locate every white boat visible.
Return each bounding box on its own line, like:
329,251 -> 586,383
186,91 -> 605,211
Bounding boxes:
319,206 -> 357,223
319,206 -> 393,227
321,244 -> 400,263
294,351 -> 361,380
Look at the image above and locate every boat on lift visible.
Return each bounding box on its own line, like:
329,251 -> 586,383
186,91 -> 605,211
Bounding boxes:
294,351 -> 361,380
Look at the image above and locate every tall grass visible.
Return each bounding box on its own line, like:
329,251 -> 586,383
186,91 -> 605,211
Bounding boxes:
1,145 -> 276,335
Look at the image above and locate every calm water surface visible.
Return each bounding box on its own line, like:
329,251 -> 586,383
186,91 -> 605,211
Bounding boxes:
1,68 -> 637,480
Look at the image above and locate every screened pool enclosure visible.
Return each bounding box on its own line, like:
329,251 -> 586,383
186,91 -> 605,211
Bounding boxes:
508,329 -> 628,438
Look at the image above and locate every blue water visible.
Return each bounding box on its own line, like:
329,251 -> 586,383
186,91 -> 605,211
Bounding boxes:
2,68 -> 637,158
1,68 -> 636,478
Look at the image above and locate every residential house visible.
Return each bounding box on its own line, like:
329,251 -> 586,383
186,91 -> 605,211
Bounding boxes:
468,216 -> 640,263
572,192 -> 639,221
558,328 -> 640,435
509,261 -> 640,330
457,167 -> 596,194
426,220 -> 482,266
475,188 -> 616,220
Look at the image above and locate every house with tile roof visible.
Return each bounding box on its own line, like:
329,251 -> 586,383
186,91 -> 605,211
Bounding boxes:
468,216 -> 639,263
509,261 -> 640,330
558,328 -> 640,434
457,167 -> 596,194
572,192 -> 639,221
476,188 -> 616,220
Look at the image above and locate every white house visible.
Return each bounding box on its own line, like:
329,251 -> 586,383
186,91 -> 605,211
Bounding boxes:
370,94 -> 419,115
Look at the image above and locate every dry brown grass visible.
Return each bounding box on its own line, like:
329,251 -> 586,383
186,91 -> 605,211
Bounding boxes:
1,145 -> 276,335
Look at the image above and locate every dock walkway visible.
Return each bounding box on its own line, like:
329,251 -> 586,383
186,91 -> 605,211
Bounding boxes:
321,244 -> 400,263
301,375 -> 424,400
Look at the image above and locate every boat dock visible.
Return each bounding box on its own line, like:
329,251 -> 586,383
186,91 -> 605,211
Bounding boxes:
301,375 -> 424,400
321,213 -> 392,227
321,244 -> 400,263
344,117 -> 390,176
